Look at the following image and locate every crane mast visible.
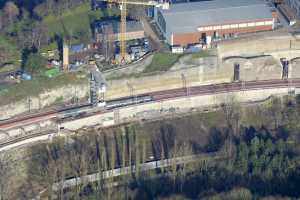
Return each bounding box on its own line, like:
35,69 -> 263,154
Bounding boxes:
98,0 -> 169,63
120,0 -> 127,62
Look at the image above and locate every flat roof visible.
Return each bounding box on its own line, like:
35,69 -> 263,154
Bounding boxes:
158,0 -> 273,34
95,20 -> 144,34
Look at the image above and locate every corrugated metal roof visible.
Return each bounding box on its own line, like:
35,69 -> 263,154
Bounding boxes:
159,0 -> 273,34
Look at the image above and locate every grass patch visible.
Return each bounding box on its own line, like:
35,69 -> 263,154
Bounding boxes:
0,63 -> 17,73
0,72 -> 87,106
0,35 -> 20,67
191,49 -> 217,59
43,3 -> 119,46
143,52 -> 182,73
40,42 -> 58,53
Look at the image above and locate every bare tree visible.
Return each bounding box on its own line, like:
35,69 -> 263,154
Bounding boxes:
135,131 -> 141,178
34,144 -> 60,200
268,97 -> 283,130
221,94 -> 240,133
142,139 -> 147,164
0,153 -> 12,200
95,133 -> 105,198
67,139 -> 90,200
3,1 -> 19,25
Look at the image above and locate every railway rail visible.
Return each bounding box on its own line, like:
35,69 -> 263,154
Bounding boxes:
150,79 -> 300,100
0,79 -> 299,148
0,129 -> 57,149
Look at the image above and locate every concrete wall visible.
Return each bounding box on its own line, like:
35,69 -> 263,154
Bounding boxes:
61,87 -> 291,131
104,53 -> 289,100
1,119 -> 57,142
223,56 -> 282,81
118,88 -> 289,120
104,59 -> 232,100
61,112 -> 114,131
217,33 -> 300,59
290,58 -> 300,79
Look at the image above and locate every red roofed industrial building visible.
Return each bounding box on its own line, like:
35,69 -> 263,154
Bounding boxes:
155,0 -> 277,47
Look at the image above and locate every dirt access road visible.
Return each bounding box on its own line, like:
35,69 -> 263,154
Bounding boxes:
129,6 -> 163,51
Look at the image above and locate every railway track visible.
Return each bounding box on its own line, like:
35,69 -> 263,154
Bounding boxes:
0,129 -> 57,149
0,79 -> 299,143
151,79 -> 300,100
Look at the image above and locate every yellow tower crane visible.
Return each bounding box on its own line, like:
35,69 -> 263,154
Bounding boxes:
100,0 -> 169,63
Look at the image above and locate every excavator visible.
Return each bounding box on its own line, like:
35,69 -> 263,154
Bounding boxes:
99,0 -> 169,63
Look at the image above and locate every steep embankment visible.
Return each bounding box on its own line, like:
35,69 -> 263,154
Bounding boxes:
0,73 -> 88,120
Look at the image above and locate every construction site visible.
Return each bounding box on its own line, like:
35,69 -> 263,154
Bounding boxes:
57,0 -> 287,70
58,0 -> 169,69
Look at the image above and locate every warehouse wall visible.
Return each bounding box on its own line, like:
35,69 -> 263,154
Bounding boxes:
172,32 -> 202,46
172,24 -> 273,46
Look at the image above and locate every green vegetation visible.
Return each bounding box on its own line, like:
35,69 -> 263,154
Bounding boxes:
24,53 -> 47,75
0,72 -> 87,106
43,3 -> 119,49
0,1 -> 120,69
143,52 -> 182,73
8,96 -> 298,199
191,49 -> 217,59
204,187 -> 253,200
0,63 -> 16,73
143,50 -> 215,74
54,96 -> 63,103
0,35 -> 20,68
45,68 -> 60,78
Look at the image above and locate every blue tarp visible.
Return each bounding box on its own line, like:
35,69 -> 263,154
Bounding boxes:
185,47 -> 201,53
21,73 -> 32,80
70,44 -> 84,53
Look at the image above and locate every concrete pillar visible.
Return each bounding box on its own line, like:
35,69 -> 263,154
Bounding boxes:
206,35 -> 212,45
63,43 -> 69,71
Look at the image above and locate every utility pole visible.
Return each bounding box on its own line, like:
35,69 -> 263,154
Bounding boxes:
288,79 -> 295,96
127,82 -> 137,104
181,73 -> 189,96
241,81 -> 246,91
90,73 -> 98,106
114,109 -> 120,124
28,97 -> 32,113
38,95 -> 41,110
127,82 -> 133,97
